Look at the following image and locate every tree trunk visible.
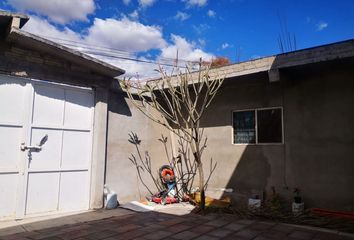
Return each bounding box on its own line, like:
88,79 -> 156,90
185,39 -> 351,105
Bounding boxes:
198,162 -> 205,211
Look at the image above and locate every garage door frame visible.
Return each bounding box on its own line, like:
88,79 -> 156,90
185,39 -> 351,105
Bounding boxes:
0,74 -> 109,220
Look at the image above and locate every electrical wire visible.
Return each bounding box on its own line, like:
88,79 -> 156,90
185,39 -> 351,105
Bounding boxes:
36,34 -> 200,68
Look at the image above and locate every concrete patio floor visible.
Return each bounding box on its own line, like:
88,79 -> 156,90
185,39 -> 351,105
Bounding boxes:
1,205 -> 353,240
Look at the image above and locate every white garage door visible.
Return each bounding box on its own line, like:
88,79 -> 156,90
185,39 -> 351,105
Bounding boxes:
0,75 -> 94,220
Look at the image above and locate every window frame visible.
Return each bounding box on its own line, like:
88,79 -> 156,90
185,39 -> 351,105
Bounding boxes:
232,107 -> 284,145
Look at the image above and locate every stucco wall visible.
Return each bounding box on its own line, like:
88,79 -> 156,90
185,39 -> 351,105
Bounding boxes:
200,59 -> 354,211
200,73 -> 286,204
106,91 -> 172,203
106,59 -> 354,211
281,61 -> 354,211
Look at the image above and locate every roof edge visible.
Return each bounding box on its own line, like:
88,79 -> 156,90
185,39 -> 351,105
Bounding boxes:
6,28 -> 125,78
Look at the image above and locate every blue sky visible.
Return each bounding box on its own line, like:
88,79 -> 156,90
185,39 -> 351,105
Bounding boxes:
1,0 -> 354,79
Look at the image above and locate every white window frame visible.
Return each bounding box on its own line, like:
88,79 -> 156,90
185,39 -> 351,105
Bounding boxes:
232,106 -> 284,145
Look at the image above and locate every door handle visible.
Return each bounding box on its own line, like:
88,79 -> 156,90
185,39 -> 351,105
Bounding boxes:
20,134 -> 48,152
20,143 -> 42,151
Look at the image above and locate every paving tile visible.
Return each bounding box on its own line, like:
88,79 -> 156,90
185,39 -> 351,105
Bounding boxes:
205,219 -> 230,227
207,228 -> 233,237
105,229 -> 149,240
233,229 -> 262,239
36,237 -> 62,240
173,230 -> 200,240
85,229 -> 119,240
111,223 -> 142,233
288,230 -> 316,240
339,236 -> 354,240
250,222 -> 275,231
160,218 -> 186,226
26,232 -> 64,240
194,235 -> 220,240
261,229 -> 288,239
223,222 -> 247,232
254,236 -> 273,240
237,219 -> 256,225
190,224 -> 216,234
223,236 -> 250,240
0,235 -> 31,240
312,232 -> 342,240
1,207 -> 352,240
272,224 -> 295,233
144,230 -> 173,240
164,223 -> 192,233
139,223 -> 165,232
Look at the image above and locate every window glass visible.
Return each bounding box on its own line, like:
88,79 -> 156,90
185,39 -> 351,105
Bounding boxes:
257,108 -> 282,143
233,111 -> 256,144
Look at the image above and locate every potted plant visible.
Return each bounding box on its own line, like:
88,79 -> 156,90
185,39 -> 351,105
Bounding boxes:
292,188 -> 304,215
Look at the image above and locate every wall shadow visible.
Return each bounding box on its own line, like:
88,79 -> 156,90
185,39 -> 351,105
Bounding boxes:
108,91 -> 132,116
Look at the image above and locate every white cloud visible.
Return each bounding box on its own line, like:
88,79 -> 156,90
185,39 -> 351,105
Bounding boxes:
221,43 -> 229,49
174,11 -> 190,21
316,21 -> 328,31
21,15 -> 214,79
85,17 -> 166,52
23,15 -> 82,42
128,10 -> 139,20
138,0 -> 156,8
251,55 -> 262,60
97,55 -> 160,80
22,15 -> 166,78
198,38 -> 206,48
207,9 -> 215,18
160,34 -> 213,62
122,0 -> 131,5
6,0 -> 95,24
193,23 -> 210,35
184,0 -> 207,7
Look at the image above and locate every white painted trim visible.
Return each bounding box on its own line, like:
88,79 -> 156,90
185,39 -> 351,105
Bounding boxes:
29,79 -> 92,91
0,169 -> 19,173
16,82 -> 34,219
87,89 -> 95,209
31,125 -> 91,132
0,123 -> 23,127
231,106 -> 284,145
28,168 -> 89,173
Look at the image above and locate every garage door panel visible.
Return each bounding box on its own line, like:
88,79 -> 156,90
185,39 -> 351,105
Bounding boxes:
0,77 -> 94,220
26,172 -> 60,215
0,81 -> 26,124
61,130 -> 91,169
58,171 -> 89,211
0,174 -> 18,218
0,126 -> 22,169
29,129 -> 62,170
32,85 -> 65,126
64,90 -> 93,129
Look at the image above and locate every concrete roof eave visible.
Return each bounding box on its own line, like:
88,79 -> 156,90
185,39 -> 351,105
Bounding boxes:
6,28 -> 125,78
148,38 -> 354,85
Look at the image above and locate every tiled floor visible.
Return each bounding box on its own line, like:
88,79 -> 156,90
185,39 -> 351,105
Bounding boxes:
1,207 -> 353,240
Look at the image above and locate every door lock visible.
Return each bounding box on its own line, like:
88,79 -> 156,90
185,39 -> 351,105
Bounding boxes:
20,134 -> 48,152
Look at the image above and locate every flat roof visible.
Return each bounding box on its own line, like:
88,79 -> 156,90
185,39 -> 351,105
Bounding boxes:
148,38 -> 354,83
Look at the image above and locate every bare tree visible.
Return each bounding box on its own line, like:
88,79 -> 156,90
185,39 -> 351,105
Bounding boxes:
120,60 -> 225,210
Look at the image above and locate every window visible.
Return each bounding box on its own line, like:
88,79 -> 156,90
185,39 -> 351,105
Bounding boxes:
233,107 -> 283,144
